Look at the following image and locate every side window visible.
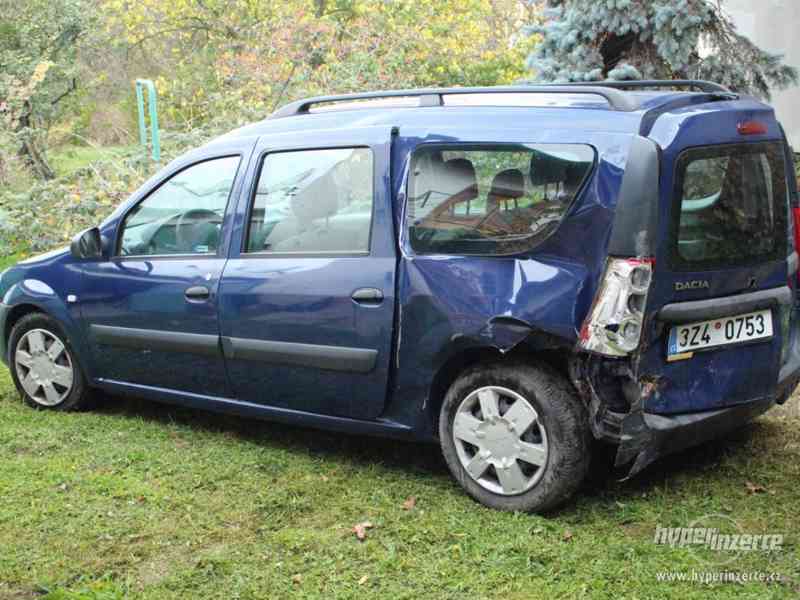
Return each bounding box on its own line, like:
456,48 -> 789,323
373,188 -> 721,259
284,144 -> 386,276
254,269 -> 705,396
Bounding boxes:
407,144 -> 594,255
246,148 -> 373,254
119,156 -> 240,256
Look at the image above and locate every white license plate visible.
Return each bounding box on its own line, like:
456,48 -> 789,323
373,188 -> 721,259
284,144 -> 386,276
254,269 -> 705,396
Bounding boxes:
667,309 -> 773,357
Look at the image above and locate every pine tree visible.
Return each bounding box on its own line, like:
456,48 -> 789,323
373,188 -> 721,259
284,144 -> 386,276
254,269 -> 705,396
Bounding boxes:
526,0 -> 797,100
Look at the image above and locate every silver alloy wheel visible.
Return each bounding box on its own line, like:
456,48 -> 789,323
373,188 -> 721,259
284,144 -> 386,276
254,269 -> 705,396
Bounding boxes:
14,328 -> 74,407
452,386 -> 548,496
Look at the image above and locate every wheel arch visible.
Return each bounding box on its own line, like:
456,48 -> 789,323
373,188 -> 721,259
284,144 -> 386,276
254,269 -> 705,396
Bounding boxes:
1,285 -> 93,380
434,341 -> 592,512
4,303 -> 45,347
425,338 -> 575,437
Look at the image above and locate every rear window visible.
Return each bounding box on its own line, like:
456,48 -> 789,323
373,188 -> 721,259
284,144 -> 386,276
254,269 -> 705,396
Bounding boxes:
406,144 -> 594,255
672,142 -> 788,269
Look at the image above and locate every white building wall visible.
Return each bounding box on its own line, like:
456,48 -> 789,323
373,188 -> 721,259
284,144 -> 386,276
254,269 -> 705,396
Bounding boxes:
724,0 -> 800,147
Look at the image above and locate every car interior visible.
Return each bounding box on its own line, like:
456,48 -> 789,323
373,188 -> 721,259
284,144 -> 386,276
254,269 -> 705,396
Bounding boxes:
408,147 -> 591,254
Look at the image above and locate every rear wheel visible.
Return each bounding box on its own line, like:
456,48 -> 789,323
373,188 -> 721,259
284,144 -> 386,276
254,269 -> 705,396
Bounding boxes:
439,361 -> 590,513
8,313 -> 92,411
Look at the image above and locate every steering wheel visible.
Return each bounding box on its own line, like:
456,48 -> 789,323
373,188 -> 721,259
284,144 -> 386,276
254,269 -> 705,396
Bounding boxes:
175,209 -> 220,253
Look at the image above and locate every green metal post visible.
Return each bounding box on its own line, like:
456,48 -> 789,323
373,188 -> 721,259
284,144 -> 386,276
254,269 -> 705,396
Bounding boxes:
146,80 -> 161,162
135,79 -> 161,162
135,83 -> 146,148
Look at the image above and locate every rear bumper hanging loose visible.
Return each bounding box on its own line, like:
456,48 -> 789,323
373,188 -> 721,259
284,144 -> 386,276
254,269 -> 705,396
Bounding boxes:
617,395 -> 776,478
572,349 -> 800,480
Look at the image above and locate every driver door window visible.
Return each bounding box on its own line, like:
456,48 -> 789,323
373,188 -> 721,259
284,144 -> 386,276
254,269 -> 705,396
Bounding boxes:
119,156 -> 240,256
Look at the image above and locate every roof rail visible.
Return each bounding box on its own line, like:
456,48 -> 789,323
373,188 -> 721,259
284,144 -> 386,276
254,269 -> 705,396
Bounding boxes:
558,79 -> 737,97
269,85 -> 641,118
562,80 -> 739,136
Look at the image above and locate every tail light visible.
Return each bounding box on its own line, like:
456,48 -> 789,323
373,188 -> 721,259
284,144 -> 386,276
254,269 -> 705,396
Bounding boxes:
579,258 -> 654,356
791,207 -> 800,292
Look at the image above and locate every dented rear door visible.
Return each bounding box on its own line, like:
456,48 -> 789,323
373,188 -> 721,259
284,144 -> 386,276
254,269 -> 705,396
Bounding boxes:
640,135 -> 794,414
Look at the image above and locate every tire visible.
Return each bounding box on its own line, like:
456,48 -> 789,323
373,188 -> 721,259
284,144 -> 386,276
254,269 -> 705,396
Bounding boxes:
8,312 -> 92,411
439,361 -> 591,513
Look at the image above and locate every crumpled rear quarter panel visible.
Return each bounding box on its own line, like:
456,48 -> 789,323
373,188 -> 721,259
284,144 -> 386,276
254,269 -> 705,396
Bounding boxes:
386,137 -> 632,432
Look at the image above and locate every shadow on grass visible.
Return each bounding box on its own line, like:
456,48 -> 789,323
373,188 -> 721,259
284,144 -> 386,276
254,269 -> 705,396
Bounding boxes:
89,391 -> 779,508
91,393 -> 450,479
579,418 -> 777,504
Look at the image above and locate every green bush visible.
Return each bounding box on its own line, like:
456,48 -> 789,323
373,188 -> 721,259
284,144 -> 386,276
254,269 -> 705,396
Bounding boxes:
0,129 -> 220,256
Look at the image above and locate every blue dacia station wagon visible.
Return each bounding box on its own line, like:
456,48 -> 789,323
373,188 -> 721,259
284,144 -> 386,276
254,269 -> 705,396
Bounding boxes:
2,81 -> 798,512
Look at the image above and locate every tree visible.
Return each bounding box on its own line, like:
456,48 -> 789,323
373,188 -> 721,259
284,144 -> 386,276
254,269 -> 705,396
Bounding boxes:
0,0 -> 89,179
99,0 -> 537,129
526,0 -> 798,100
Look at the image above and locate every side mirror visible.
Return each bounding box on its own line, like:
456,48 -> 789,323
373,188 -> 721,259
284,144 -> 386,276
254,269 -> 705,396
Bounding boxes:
70,227 -> 103,260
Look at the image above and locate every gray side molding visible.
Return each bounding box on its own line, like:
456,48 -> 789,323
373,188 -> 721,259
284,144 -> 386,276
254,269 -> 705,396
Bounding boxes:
221,336 -> 377,374
90,325 -> 220,357
608,136 -> 660,257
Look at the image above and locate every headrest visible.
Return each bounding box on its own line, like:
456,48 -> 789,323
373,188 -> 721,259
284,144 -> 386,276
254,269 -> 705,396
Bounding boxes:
410,151 -> 446,201
441,158 -> 478,201
292,168 -> 338,223
530,151 -> 567,186
489,169 -> 525,200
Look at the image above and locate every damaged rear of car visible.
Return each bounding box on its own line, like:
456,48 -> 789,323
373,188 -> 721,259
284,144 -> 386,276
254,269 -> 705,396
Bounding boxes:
389,82 -> 800,511
573,99 -> 800,479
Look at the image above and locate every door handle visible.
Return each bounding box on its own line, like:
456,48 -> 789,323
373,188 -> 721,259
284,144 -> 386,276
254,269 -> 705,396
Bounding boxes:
351,287 -> 383,305
185,285 -> 211,301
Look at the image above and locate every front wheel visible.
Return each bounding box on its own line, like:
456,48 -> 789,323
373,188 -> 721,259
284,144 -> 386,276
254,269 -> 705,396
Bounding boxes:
8,312 -> 92,411
439,361 -> 590,513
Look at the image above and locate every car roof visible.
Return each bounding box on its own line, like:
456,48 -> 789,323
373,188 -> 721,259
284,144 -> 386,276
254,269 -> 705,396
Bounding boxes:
205,84 -> 774,150
221,104 -> 645,139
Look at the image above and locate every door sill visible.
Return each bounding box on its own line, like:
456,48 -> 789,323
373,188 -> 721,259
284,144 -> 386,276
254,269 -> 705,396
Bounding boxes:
94,379 -> 414,438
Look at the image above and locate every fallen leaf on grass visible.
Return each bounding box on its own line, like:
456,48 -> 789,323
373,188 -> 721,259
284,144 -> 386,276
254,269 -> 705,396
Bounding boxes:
402,496 -> 417,510
358,575 -> 369,585
169,431 -> 189,449
353,521 -> 374,541
745,481 -> 767,494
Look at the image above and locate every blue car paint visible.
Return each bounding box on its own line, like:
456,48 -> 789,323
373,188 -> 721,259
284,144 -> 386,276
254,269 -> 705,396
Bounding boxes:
80,136 -> 257,390
633,100 -> 796,414
386,127 -> 632,432
0,92 -> 796,453
0,248 -> 92,378
80,255 -> 232,396
217,127 -> 398,421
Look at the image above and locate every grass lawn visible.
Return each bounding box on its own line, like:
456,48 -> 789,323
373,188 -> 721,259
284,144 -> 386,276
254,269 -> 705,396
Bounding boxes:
0,369 -> 798,599
48,146 -> 136,179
